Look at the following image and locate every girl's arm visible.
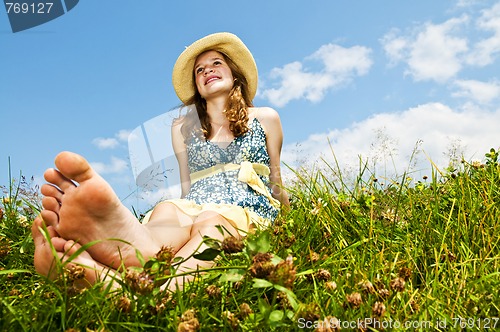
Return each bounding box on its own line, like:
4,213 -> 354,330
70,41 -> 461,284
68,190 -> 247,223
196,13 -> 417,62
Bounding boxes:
171,119 -> 191,198
256,107 -> 290,209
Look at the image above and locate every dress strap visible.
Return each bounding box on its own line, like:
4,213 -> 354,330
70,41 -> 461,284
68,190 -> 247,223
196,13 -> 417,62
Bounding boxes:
190,161 -> 280,208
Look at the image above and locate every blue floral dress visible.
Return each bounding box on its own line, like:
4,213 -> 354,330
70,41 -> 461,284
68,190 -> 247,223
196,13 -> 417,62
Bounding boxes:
184,118 -> 279,223
147,117 -> 279,233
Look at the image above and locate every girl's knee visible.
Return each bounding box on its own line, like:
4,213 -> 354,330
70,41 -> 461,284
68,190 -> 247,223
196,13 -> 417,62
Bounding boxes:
192,212 -> 238,237
148,202 -> 192,226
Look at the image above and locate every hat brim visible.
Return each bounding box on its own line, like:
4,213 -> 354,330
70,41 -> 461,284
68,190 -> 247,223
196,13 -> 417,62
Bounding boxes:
172,32 -> 258,104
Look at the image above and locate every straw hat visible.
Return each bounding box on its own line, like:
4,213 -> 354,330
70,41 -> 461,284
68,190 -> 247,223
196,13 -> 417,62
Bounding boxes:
172,32 -> 258,104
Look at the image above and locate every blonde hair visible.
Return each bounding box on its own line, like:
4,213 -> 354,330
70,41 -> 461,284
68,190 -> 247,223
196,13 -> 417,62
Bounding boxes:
182,52 -> 253,140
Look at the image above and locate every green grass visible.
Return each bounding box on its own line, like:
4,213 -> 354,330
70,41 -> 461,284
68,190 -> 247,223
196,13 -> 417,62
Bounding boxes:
1,148 -> 499,331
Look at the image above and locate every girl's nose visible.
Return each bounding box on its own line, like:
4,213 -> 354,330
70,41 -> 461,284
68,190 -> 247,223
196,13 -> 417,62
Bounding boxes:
203,66 -> 214,75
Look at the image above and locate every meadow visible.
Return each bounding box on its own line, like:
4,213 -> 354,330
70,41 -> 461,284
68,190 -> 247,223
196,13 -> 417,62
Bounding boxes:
0,148 -> 499,331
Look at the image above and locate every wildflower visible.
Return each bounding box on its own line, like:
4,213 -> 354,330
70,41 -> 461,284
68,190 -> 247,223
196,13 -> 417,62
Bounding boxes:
116,296 -> 132,313
155,245 -> 175,263
423,175 -> 428,180
315,269 -> 331,281
152,296 -> 169,315
221,236 -> 244,254
269,255 -> 296,289
410,300 -> 420,312
398,267 -> 412,281
311,197 -> 326,215
471,160 -> 483,169
309,252 -> 320,262
17,215 -> 29,228
0,238 -> 11,258
440,250 -> 457,262
65,265 -> 85,282
125,268 -> 155,294
325,281 -> 337,292
381,208 -> 397,223
297,302 -> 321,322
389,277 -> 405,292
239,303 -> 253,319
338,201 -> 350,211
358,280 -> 375,294
205,284 -> 221,298
346,292 -> 362,308
9,289 -> 21,296
372,301 -> 386,317
276,291 -> 292,308
249,252 -> 274,278
222,311 -> 240,329
282,233 -> 296,248
178,309 -> 200,332
377,287 -> 390,300
2,197 -> 10,204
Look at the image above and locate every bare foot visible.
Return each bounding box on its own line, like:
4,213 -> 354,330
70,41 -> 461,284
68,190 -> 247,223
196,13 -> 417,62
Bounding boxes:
32,216 -> 116,288
32,215 -> 63,279
39,151 -> 161,269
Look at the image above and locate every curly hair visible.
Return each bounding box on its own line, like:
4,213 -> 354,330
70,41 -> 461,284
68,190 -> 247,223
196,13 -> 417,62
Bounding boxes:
181,51 -> 253,140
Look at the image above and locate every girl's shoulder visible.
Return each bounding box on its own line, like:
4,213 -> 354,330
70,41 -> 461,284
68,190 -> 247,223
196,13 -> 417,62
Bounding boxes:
249,107 -> 280,123
248,107 -> 282,136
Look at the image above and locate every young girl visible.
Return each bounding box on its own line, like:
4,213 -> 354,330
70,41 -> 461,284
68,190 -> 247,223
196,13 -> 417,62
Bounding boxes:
32,32 -> 289,288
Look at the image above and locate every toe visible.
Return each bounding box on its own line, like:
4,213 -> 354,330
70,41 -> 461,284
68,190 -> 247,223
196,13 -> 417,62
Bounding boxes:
42,197 -> 61,214
51,237 -> 68,252
40,210 -> 59,228
54,151 -> 94,183
44,168 -> 76,192
31,216 -> 45,246
32,216 -> 58,246
63,240 -> 83,257
41,184 -> 63,202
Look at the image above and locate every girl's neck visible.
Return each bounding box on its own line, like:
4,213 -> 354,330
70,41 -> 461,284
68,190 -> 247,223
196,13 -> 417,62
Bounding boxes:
205,96 -> 228,125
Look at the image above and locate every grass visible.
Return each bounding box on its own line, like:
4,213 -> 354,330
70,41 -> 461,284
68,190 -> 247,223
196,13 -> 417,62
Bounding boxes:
0,148 -> 499,331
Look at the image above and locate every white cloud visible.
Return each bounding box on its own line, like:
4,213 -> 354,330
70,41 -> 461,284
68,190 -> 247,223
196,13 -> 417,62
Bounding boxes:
466,2 -> 500,66
261,44 -> 373,107
90,156 -> 128,174
380,29 -> 408,66
455,0 -> 483,8
92,129 -> 132,149
310,44 -> 373,76
382,2 -> 500,83
282,103 -> 500,184
92,137 -> 119,149
117,129 -> 132,142
382,16 -> 469,82
452,79 -> 500,104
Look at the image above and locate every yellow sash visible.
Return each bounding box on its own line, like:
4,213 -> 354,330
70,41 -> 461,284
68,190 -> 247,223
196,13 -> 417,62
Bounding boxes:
190,161 -> 280,209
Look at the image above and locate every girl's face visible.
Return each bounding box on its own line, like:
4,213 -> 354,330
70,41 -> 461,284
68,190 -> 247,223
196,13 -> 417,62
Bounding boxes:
194,50 -> 234,100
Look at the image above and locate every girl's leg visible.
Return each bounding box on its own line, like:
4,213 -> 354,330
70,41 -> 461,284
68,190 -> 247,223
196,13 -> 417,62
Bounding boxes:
143,202 -> 193,251
166,211 -> 240,288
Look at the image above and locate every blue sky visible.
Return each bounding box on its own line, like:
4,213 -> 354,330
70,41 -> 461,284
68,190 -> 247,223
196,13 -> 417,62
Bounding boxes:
1,1 -> 499,211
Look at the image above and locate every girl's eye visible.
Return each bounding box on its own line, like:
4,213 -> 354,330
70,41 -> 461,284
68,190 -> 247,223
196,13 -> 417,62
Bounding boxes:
214,60 -> 222,65
196,67 -> 204,74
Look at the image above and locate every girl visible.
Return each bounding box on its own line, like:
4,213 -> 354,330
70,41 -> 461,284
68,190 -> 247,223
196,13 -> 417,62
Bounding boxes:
32,32 -> 289,288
